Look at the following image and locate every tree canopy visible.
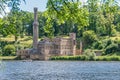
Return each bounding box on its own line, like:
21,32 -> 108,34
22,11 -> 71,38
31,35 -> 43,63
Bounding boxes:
0,0 -> 120,55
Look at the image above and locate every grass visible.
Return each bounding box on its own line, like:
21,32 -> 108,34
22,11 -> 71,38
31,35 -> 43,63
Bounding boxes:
0,56 -> 18,60
0,35 -> 33,48
1,35 -> 31,41
50,55 -> 120,61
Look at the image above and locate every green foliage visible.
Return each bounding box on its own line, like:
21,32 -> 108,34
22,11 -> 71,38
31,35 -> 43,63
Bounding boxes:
105,43 -> 118,55
83,30 -> 97,45
6,11 -> 24,41
0,0 -> 119,39
102,38 -> 113,48
51,55 -> 120,61
92,38 -> 120,56
84,49 -> 96,57
46,0 -> 89,36
0,0 -> 26,13
83,49 -> 96,60
3,45 -> 16,56
51,55 -> 89,61
0,56 -> 18,60
0,18 -> 10,36
0,48 -> 2,56
95,13 -> 117,36
92,41 -> 103,49
95,56 -> 120,61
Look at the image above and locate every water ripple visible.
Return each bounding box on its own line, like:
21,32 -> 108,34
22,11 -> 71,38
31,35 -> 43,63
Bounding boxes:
0,61 -> 120,80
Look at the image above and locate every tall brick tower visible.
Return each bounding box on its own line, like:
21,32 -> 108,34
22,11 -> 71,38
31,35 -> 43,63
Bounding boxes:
33,7 -> 39,49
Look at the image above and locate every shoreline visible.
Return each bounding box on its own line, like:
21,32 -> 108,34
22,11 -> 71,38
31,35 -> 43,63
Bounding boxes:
50,55 -> 120,61
0,56 -> 19,60
1,56 -> 120,61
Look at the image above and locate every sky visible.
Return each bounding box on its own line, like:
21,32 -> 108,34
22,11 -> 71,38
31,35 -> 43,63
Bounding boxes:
20,0 -> 48,12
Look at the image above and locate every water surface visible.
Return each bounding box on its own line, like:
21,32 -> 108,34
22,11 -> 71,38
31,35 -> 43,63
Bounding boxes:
0,61 -> 120,80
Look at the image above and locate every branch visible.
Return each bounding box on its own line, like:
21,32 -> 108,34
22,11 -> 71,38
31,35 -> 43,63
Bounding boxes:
49,0 -> 60,14
0,4 -> 6,15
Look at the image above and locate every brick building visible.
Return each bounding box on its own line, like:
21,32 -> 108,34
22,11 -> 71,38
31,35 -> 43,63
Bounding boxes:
17,8 -> 76,60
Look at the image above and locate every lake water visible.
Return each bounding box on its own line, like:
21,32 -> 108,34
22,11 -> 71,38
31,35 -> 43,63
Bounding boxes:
0,61 -> 120,80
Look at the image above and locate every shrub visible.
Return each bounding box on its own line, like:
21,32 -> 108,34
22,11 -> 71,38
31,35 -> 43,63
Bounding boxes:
110,25 -> 117,37
93,41 -> 103,49
50,55 -> 88,61
110,56 -> 120,61
84,49 -> 96,57
83,30 -> 97,45
0,48 -> 2,56
3,45 -> 16,56
83,49 -> 96,60
50,55 -> 120,61
105,39 -> 113,48
105,43 -> 118,55
16,44 -> 24,50
95,56 -> 120,61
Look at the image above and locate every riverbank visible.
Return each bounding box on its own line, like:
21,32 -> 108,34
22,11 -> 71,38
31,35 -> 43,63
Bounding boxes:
0,56 -> 18,60
1,55 -> 120,61
50,55 -> 120,61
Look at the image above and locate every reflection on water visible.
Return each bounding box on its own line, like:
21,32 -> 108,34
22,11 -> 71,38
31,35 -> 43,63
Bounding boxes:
0,61 -> 120,80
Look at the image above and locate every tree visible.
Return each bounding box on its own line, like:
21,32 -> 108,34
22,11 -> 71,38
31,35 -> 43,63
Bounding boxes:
0,0 -> 26,39
20,11 -> 34,37
45,0 -> 89,37
114,7 -> 120,32
83,30 -> 97,46
0,0 -> 26,13
87,0 -> 100,32
86,0 -> 118,36
38,12 -> 47,37
3,44 -> 15,56
99,0 -> 118,36
0,18 -> 11,36
5,11 -> 23,41
96,11 -> 107,36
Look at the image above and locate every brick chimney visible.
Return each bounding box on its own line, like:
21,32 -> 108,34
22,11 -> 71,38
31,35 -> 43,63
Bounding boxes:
33,7 -> 39,49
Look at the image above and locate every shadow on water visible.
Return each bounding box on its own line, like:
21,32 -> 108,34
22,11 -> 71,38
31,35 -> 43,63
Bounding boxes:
0,61 -> 120,80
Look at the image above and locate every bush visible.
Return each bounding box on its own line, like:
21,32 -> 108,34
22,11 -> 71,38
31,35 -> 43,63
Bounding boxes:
93,41 -> 103,49
16,44 -> 24,50
0,47 -> 2,56
83,49 -> 96,60
105,43 -> 118,55
84,49 -> 96,57
95,56 -> 120,61
110,25 -> 117,37
50,55 -> 88,61
83,30 -> 97,46
110,56 -> 120,61
105,39 -> 113,48
3,45 -> 16,56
